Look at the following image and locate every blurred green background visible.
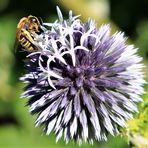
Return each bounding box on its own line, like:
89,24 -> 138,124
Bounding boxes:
0,0 -> 148,147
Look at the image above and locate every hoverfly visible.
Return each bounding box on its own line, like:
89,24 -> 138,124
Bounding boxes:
16,15 -> 42,52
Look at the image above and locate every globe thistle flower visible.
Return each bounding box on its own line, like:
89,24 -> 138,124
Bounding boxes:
20,6 -> 146,144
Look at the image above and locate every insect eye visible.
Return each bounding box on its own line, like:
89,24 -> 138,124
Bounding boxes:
38,17 -> 43,24
32,18 -> 36,22
29,17 -> 37,23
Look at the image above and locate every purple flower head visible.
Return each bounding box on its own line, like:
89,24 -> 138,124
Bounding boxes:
20,6 -> 146,144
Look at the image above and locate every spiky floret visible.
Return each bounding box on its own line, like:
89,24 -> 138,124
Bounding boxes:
20,6 -> 146,144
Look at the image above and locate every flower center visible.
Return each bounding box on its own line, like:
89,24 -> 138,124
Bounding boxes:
64,65 -> 95,89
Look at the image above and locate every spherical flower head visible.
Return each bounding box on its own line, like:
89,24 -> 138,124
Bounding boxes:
20,6 -> 146,144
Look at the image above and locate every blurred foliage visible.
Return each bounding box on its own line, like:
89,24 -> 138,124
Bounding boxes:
121,85 -> 148,148
0,0 -> 148,147
0,14 -> 16,100
58,0 -> 109,22
110,0 -> 148,38
135,21 -> 148,59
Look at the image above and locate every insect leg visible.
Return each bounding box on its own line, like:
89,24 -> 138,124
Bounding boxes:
22,29 -> 34,43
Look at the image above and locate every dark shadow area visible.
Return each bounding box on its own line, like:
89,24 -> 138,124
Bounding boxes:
110,0 -> 148,38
